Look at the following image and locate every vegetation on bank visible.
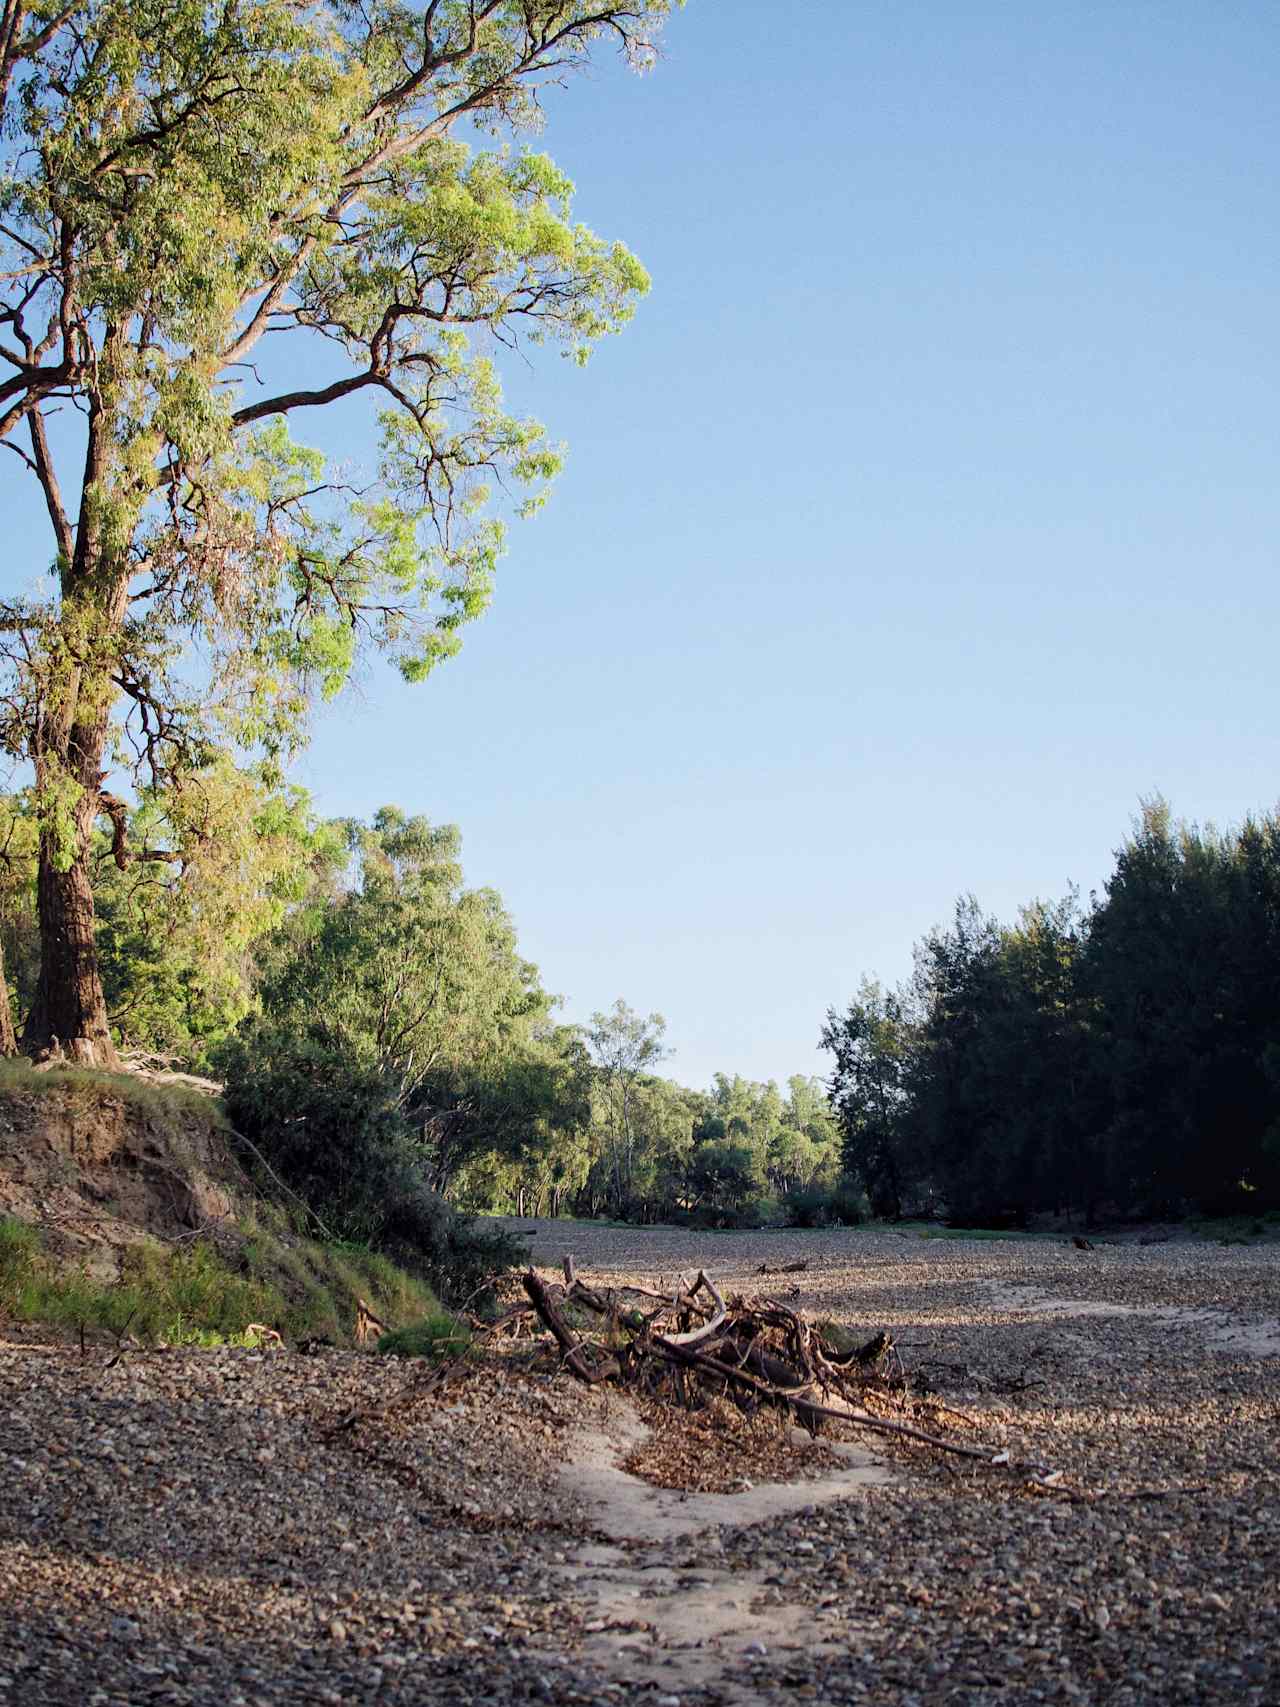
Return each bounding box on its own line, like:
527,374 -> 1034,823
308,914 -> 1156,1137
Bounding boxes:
1,792 -> 1277,1353
0,1212 -> 437,1348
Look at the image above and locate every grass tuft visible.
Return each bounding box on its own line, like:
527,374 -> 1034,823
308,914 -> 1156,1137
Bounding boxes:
377,1312 -> 470,1360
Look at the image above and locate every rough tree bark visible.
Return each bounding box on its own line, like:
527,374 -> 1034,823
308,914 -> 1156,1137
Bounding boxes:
0,935 -> 17,1057
21,426 -> 130,1068
23,827 -> 118,1066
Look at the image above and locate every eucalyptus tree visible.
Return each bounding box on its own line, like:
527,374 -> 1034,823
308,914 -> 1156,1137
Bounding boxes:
585,997 -> 667,1211
0,0 -> 679,1063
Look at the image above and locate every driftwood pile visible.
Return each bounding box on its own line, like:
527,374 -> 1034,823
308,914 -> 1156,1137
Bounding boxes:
513,1257 -> 1057,1479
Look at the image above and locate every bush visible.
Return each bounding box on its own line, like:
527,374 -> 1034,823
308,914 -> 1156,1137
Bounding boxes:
218,1025 -> 407,1240
784,1178 -> 871,1228
381,1186 -> 527,1305
217,1026 -> 527,1303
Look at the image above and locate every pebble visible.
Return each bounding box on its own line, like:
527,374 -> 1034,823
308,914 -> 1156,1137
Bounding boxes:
4,1225 -> 1279,1707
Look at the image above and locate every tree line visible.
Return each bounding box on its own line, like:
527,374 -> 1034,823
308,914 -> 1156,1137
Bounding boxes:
823,800 -> 1280,1225
0,786 -> 845,1237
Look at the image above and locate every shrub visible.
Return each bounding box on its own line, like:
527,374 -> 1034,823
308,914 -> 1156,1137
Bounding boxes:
377,1312 -> 470,1361
380,1184 -> 527,1304
784,1178 -> 871,1228
217,1027 -> 526,1303
218,1026 -> 407,1240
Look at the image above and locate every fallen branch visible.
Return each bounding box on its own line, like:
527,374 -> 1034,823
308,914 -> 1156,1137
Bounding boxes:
518,1259 -> 1063,1483
522,1270 -> 620,1384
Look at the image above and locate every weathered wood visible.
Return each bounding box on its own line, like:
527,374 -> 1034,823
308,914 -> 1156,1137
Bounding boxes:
522,1270 -> 620,1384
515,1256 -> 1068,1485
654,1270 -> 727,1348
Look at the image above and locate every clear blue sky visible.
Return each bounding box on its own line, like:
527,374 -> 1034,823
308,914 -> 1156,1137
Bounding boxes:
11,3 -> 1280,1090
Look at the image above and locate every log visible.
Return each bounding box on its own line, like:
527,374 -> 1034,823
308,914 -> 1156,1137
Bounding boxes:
522,1270 -> 620,1384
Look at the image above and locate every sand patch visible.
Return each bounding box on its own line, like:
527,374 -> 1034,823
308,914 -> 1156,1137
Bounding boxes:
563,1407 -> 893,1544
986,1282 -> 1280,1357
556,1404 -> 886,1700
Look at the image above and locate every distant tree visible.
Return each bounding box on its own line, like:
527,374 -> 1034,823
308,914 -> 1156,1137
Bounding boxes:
765,1075 -> 839,1194
220,808 -> 580,1200
585,998 -> 668,1213
823,799 -> 1280,1225
1082,800 -> 1280,1212
821,978 -> 917,1217
684,1139 -> 760,1224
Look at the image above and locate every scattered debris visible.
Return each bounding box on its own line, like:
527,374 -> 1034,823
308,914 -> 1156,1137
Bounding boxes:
516,1258 -> 1060,1483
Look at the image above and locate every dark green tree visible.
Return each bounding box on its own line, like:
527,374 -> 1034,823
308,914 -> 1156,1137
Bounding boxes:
821,978 -> 918,1218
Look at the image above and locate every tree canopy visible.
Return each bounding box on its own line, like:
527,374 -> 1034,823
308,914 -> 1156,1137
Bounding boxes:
0,0 -> 679,1062
824,801 -> 1280,1224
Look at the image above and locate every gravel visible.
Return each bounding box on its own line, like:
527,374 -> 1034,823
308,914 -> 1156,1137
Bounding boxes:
3,1224 -> 1278,1705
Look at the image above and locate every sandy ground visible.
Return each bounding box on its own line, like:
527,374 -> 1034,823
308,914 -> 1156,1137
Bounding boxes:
3,1221 -> 1279,1705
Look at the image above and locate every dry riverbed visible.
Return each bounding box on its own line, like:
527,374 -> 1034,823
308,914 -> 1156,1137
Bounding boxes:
2,1225 -> 1278,1705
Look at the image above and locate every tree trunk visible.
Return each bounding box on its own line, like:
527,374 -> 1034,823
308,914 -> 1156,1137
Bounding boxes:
22,678 -> 123,1070
22,474 -> 129,1069
0,934 -> 17,1056
24,823 -> 118,1068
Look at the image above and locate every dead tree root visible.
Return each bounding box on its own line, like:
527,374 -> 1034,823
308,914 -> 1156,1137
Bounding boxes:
514,1259 -> 1065,1487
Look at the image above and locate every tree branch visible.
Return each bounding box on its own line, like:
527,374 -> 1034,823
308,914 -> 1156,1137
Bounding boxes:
231,367 -> 388,427
27,403 -> 72,565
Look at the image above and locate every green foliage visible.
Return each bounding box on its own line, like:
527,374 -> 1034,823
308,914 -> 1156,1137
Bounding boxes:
0,1219 -> 281,1343
0,1207 -> 437,1346
824,798 -> 1280,1224
219,1021 -> 529,1301
0,0 -> 680,1062
783,1178 -> 871,1229
377,1313 -> 470,1361
586,999 -> 669,1215
93,767 -> 326,1067
682,1138 -> 761,1224
821,980 -> 918,1218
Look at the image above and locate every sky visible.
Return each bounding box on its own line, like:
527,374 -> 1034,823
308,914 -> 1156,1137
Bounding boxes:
9,3 -> 1280,1090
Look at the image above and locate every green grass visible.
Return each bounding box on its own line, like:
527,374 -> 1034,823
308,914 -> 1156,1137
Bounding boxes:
893,1220 -> 1037,1242
0,1057 -> 228,1126
377,1312 -> 471,1360
0,1213 -> 439,1348
0,1219 -> 282,1344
